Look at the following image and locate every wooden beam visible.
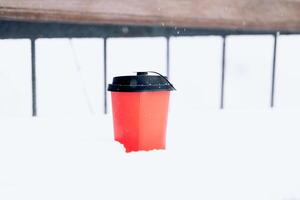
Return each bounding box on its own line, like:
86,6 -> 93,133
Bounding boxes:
0,0 -> 300,31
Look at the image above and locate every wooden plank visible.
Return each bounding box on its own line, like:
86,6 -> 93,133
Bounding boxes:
0,0 -> 300,31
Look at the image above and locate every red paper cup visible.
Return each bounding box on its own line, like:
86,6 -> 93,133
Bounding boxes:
108,72 -> 175,152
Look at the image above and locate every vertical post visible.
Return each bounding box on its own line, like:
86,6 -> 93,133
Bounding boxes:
271,32 -> 279,108
166,36 -> 170,79
104,38 -> 108,114
220,36 -> 226,109
31,38 -> 37,116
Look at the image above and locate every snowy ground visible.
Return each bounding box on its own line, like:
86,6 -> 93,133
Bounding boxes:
1,110 -> 300,200
0,35 -> 300,199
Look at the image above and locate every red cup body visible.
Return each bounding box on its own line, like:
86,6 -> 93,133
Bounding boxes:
111,91 -> 170,152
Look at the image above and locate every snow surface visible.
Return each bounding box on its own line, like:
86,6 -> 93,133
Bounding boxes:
0,35 -> 300,199
1,110 -> 300,200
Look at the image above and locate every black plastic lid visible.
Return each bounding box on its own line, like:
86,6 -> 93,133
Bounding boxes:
108,71 -> 176,92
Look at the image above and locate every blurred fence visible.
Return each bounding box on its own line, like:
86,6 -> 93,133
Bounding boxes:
0,20 -> 300,116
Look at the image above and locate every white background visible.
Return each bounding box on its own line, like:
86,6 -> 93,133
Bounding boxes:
0,35 -> 300,200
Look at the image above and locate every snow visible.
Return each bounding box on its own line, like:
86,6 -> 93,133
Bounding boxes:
1,110 -> 300,200
0,35 -> 300,199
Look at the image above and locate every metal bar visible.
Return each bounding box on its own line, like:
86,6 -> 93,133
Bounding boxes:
31,38 -> 37,116
166,37 -> 170,79
0,20 -> 299,39
271,32 -> 280,108
220,36 -> 226,109
104,38 -> 108,114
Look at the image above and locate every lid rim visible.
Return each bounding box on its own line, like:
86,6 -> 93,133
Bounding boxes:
108,84 -> 175,92
108,89 -> 174,92
107,72 -> 175,92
